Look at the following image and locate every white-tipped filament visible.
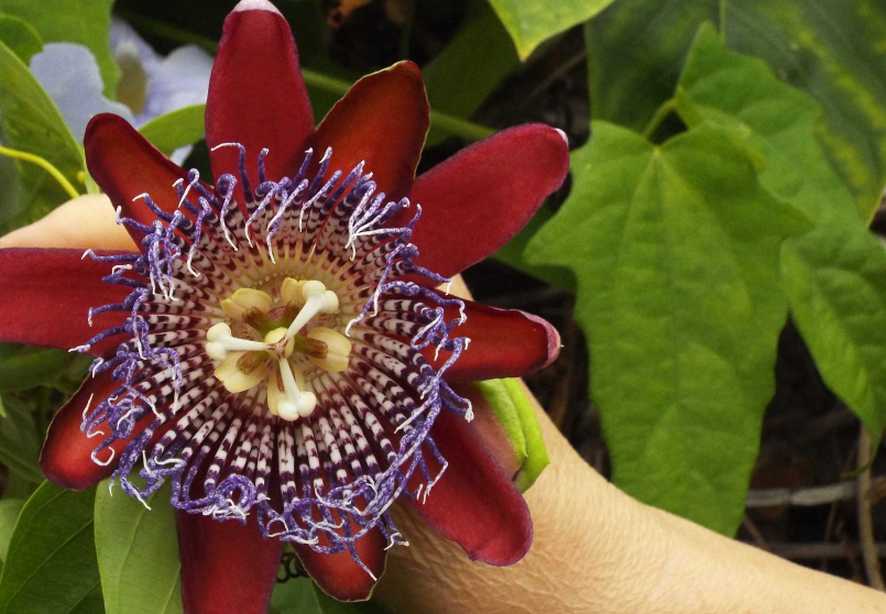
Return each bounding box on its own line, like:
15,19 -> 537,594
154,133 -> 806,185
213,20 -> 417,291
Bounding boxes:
285,280 -> 340,339
205,322 -> 271,360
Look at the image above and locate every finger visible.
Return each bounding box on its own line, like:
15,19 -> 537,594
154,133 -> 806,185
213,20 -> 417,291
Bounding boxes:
0,194 -> 137,251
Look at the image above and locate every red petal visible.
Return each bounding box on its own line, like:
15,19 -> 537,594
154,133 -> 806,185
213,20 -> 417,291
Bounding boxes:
0,248 -> 130,354
406,408 -> 532,566
41,370 -> 138,489
85,113 -> 191,244
207,0 -> 314,190
408,124 -> 569,277
294,528 -> 386,601
429,297 -> 560,382
177,512 -> 282,614
310,61 -> 428,200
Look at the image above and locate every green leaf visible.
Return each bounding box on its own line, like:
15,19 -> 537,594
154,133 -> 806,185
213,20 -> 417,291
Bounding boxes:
0,0 -> 117,97
493,206 -> 575,290
423,2 -> 518,145
674,24 -> 886,439
526,122 -> 808,534
0,482 -> 102,614
585,0 -> 886,218
584,0 -> 718,132
0,395 -> 43,484
0,344 -> 86,393
139,105 -> 205,157
474,379 -> 549,492
489,0 -> 616,60
675,23 -> 858,224
719,1 -> 886,219
781,226 -> 886,437
94,483 -> 182,614
0,13 -> 41,62
0,39 -> 83,232
0,499 -> 23,572
271,579 -> 320,614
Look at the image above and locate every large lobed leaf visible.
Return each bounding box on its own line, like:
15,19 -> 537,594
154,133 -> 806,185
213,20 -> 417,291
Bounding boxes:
677,25 -> 886,440
539,16 -> 886,532
527,121 -> 808,534
675,24 -> 858,224
586,0 -> 886,218
781,227 -> 886,437
718,1 -> 886,220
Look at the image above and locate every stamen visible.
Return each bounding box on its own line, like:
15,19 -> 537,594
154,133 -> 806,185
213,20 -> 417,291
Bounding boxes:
285,281 -> 340,340
220,288 -> 274,321
307,327 -> 352,373
205,322 -> 269,360
277,357 -> 316,420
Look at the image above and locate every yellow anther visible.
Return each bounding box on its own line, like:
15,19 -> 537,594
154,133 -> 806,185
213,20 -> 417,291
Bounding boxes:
280,277 -> 307,305
221,287 -> 274,321
214,351 -> 270,393
307,326 -> 352,373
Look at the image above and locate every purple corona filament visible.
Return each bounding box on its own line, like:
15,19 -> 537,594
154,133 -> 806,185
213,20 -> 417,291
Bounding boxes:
74,145 -> 472,577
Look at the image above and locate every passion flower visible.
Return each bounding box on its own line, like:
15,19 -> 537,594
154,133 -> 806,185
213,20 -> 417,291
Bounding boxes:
0,0 -> 568,611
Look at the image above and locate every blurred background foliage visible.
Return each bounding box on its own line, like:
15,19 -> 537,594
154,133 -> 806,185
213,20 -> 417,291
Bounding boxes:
0,0 -> 886,611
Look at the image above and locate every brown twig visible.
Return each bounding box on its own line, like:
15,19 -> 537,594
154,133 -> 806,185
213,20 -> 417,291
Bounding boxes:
742,515 -> 768,550
857,427 -> 885,590
745,477 -> 886,508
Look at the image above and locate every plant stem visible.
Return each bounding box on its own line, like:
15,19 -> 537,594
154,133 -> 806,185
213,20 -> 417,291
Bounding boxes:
642,98 -> 676,141
120,11 -> 495,142
857,427 -> 885,590
0,145 -> 79,199
719,0 -> 728,42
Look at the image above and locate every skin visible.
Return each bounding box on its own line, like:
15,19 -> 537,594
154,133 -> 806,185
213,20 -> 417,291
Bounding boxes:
5,196 -> 886,613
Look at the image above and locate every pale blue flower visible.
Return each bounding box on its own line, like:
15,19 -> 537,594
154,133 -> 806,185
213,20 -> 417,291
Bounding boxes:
31,19 -> 212,162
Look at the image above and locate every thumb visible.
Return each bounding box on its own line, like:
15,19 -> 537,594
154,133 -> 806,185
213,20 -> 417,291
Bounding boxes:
0,194 -> 136,251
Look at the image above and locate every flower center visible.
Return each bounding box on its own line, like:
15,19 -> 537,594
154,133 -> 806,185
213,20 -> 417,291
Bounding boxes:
205,277 -> 352,421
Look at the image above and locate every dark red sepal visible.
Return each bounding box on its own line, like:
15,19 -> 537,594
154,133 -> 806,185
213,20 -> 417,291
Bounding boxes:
0,248 -> 131,355
85,114 -> 194,245
294,524 -> 387,601
429,297 -> 560,382
207,1 -> 314,193
408,123 -> 569,277
311,61 -> 428,201
177,512 -> 282,614
406,408 -> 533,565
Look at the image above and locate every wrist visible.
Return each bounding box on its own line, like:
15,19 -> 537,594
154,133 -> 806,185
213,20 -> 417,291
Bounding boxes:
375,389 -> 664,613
